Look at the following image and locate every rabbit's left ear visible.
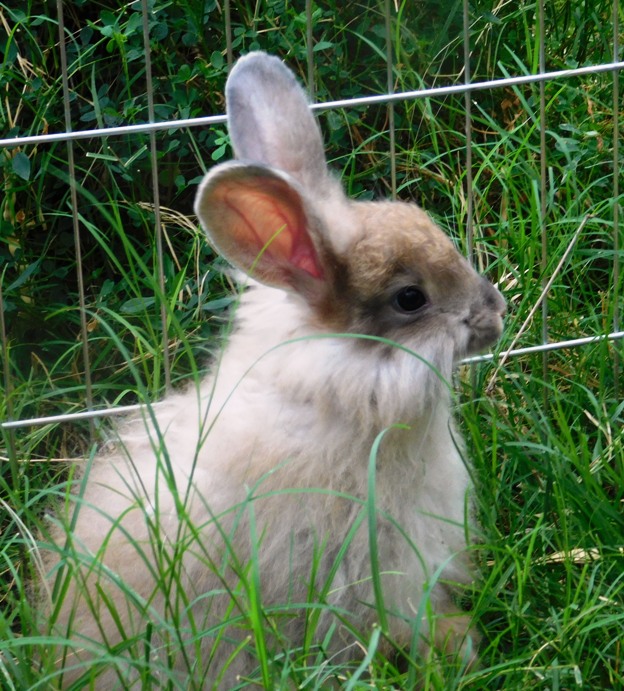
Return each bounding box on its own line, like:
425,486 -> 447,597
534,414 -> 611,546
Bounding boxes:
195,162 -> 329,298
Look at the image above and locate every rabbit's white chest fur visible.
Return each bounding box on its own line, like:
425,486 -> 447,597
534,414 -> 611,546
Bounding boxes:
126,282 -> 473,613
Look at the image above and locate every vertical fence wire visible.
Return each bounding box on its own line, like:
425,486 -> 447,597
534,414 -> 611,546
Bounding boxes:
384,0 -> 397,200
141,0 -> 171,393
225,0 -> 233,68
613,0 -> 621,395
306,0 -> 315,101
462,0 -> 474,264
538,0 -> 550,398
56,0 -> 95,437
462,0 -> 478,394
0,276 -> 17,476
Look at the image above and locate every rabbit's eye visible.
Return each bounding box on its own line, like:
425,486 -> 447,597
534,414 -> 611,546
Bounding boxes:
392,286 -> 427,313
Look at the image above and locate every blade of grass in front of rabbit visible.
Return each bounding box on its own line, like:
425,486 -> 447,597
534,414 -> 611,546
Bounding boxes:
249,223 -> 288,278
367,423 -> 409,636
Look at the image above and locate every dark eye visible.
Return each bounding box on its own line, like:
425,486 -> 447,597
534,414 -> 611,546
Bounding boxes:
392,285 -> 428,313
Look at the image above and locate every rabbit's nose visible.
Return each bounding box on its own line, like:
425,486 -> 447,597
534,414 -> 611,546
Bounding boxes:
481,278 -> 506,317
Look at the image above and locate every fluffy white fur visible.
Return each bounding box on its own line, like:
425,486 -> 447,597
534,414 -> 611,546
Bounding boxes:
40,52 -> 505,688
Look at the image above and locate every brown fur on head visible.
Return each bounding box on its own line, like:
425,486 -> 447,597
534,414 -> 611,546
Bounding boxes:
198,170 -> 504,362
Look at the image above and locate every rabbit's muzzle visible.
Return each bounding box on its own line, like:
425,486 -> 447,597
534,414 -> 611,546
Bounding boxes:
464,278 -> 506,354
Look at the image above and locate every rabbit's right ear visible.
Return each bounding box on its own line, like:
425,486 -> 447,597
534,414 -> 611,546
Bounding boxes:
224,52 -> 331,195
194,162 -> 332,302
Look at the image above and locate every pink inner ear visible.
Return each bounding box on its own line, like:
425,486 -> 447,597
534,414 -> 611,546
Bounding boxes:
221,179 -> 325,280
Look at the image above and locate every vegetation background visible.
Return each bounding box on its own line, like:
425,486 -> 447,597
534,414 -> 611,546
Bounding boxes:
0,0 -> 622,688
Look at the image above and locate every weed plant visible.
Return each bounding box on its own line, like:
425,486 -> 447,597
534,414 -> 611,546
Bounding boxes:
1,0 -> 622,688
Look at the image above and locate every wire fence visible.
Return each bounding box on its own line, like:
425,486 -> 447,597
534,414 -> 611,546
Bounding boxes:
0,0 -> 622,437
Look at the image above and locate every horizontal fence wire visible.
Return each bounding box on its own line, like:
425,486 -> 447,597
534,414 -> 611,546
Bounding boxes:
0,1 -> 622,434
1,62 -> 623,150
2,331 -> 623,432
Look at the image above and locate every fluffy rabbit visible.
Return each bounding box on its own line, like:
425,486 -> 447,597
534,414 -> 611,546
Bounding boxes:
41,51 -> 505,688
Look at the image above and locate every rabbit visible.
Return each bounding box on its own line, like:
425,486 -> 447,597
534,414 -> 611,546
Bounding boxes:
39,51 -> 506,689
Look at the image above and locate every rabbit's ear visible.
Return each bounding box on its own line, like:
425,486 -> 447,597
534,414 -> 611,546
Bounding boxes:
195,162 -> 330,300
225,52 -> 329,194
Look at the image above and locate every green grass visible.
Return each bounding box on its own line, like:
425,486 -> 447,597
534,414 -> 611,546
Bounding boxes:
1,0 -> 623,687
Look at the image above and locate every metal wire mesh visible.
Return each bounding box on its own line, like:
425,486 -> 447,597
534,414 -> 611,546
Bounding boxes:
0,0 -> 622,435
